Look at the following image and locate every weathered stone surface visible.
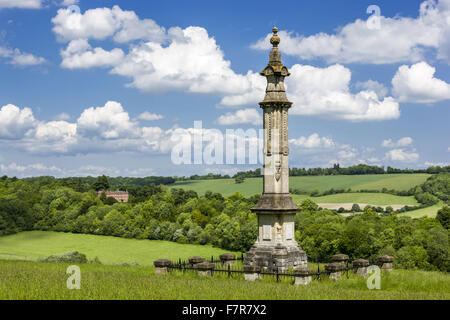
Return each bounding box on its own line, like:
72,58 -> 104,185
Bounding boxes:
352,259 -> 369,277
252,194 -> 299,212
243,265 -> 261,273
377,255 -> 394,263
381,263 -> 393,271
355,267 -> 368,277
352,258 -> 369,267
194,262 -> 215,270
219,253 -> 236,261
329,272 -> 342,281
189,256 -> 205,265
245,242 -> 307,272
377,256 -> 394,271
294,267 -> 314,276
245,27 -> 308,273
194,262 -> 214,276
244,272 -> 261,281
294,275 -> 312,286
325,262 -> 344,273
243,264 -> 261,281
332,254 -> 349,263
154,259 -> 172,268
155,267 -> 169,275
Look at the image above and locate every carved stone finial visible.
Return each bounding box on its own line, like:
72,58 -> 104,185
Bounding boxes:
270,27 -> 280,47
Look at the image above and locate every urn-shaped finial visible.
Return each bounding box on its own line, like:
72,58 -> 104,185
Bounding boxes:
270,27 -> 280,47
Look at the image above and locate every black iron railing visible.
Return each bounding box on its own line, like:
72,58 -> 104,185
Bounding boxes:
167,255 -> 356,282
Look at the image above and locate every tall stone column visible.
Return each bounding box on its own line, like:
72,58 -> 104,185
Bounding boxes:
244,27 -> 307,272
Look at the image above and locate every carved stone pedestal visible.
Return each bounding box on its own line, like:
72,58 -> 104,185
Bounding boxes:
245,242 -> 307,272
244,206 -> 307,272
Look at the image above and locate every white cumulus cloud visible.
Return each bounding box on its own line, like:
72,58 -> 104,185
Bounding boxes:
0,0 -> 43,9
290,133 -> 335,149
111,26 -> 259,95
136,112 -> 164,121
287,64 -> 400,121
0,104 -> 37,139
216,109 -> 262,126
0,46 -> 45,66
60,39 -> 124,69
382,137 -> 414,148
251,0 -> 450,64
355,80 -> 388,98
52,5 -> 166,43
220,64 -> 400,122
60,0 -> 78,6
385,149 -> 420,162
77,101 -> 138,139
392,61 -> 450,103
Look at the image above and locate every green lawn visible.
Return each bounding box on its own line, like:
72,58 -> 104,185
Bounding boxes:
0,260 -> 448,300
400,202 -> 446,219
0,231 -> 236,266
291,193 -> 419,206
170,174 -> 430,197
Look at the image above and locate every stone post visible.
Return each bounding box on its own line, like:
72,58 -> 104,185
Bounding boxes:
293,267 -> 314,286
154,259 -> 172,275
219,253 -> 236,266
325,262 -> 344,281
243,265 -> 261,281
352,259 -> 369,277
332,254 -> 349,268
194,262 -> 215,276
377,255 -> 394,271
188,256 -> 205,267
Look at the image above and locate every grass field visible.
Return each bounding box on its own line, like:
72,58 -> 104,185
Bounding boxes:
0,260 -> 448,300
400,202 -> 446,219
291,193 -> 419,206
0,231 -> 236,266
170,174 -> 430,197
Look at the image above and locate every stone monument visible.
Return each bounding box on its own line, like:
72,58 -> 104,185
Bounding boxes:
244,27 -> 307,272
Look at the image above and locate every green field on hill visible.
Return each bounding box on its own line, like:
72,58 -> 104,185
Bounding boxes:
0,260 -> 449,300
0,231 -> 235,266
401,202 -> 446,218
170,174 -> 430,197
291,193 -> 419,206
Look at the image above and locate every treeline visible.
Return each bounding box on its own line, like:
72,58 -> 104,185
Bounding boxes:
292,173 -> 449,207
230,164 -> 450,181
0,174 -> 449,271
296,200 -> 449,271
23,176 -> 175,190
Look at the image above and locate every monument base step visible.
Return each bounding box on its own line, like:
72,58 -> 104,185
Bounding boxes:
244,242 -> 307,272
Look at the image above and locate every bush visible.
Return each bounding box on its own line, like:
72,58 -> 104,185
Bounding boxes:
395,246 -> 432,270
40,251 -> 88,264
437,206 -> 450,229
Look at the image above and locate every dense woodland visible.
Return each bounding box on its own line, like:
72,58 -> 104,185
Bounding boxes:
0,173 -> 449,272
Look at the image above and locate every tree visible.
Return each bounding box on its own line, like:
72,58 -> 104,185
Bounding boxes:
101,210 -> 126,236
93,175 -> 110,192
351,204 -> 361,212
437,206 -> 450,229
235,176 -> 245,184
395,246 -> 432,270
104,197 -> 118,205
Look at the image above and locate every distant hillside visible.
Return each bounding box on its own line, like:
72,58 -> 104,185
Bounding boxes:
169,174 -> 430,197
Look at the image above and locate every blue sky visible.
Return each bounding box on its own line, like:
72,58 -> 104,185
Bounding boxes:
0,0 -> 449,178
